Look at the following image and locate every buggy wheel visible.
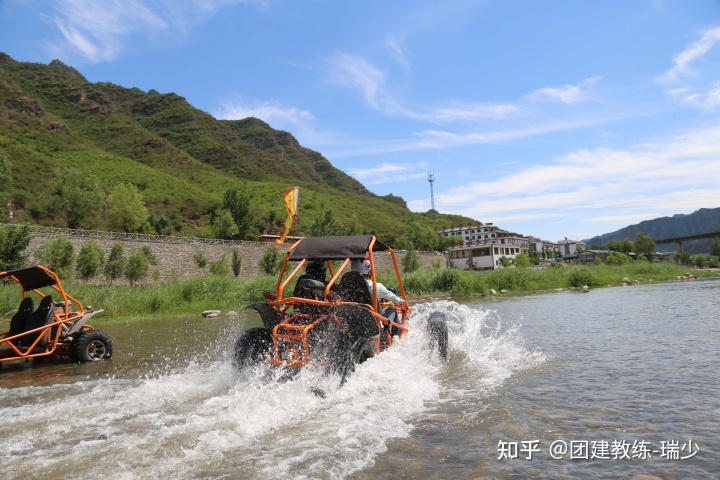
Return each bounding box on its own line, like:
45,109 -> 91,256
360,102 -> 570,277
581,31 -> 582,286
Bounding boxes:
71,330 -> 113,362
232,328 -> 274,371
335,336 -> 375,386
427,312 -> 449,362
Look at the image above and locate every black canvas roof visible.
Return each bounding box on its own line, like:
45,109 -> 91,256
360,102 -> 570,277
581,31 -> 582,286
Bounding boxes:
0,265 -> 58,290
288,235 -> 391,260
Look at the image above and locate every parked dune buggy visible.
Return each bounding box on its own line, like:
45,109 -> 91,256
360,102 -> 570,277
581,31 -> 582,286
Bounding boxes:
233,235 -> 447,383
0,265 -> 113,364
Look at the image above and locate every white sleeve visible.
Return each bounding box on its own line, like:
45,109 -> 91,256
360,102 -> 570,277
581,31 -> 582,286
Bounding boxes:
375,282 -> 405,304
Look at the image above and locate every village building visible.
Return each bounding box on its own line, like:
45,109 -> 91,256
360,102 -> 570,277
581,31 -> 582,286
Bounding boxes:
439,223 -> 532,270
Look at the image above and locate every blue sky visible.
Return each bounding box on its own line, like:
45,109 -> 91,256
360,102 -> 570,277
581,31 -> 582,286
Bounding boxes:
2,0 -> 720,242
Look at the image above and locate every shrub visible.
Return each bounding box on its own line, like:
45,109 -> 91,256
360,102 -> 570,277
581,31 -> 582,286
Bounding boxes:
0,224 -> 30,271
104,243 -> 126,284
210,254 -> 231,276
567,266 -> 593,287
126,250 -> 150,285
232,247 -> 242,277
258,246 -> 281,275
34,237 -> 75,278
76,241 -> 105,280
193,252 -> 208,269
401,250 -> 420,273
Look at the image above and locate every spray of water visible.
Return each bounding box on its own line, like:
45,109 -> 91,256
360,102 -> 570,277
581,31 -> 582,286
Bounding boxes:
0,301 -> 544,479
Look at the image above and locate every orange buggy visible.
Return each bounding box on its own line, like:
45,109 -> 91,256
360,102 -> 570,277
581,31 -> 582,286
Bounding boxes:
0,265 -> 112,364
233,235 -> 447,384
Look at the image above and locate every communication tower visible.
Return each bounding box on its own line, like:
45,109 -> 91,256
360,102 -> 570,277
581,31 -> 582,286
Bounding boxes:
427,173 -> 436,216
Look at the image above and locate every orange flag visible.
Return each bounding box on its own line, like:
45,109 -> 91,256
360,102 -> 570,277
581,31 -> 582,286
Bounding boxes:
276,186 -> 298,246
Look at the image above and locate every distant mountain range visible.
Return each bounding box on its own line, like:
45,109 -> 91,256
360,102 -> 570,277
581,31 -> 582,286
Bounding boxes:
584,207 -> 720,254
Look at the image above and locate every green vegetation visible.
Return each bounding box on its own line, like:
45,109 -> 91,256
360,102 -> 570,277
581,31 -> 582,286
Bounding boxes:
76,241 -> 105,280
104,243 -> 126,284
1,261 -> 716,323
33,237 -> 75,278
390,261 -> 717,298
0,56 -> 475,249
0,224 -> 30,270
258,246 -> 282,275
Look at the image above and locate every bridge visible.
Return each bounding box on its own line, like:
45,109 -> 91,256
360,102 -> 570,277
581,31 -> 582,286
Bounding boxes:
654,231 -> 720,253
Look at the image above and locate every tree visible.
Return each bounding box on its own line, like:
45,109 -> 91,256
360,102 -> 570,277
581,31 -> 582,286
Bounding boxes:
606,251 -> 629,265
0,154 -> 10,192
104,243 -> 126,284
528,249 -> 540,265
308,210 -> 341,237
692,254 -> 707,269
677,252 -> 692,265
76,241 -> 105,281
0,224 -> 30,271
213,208 -> 237,239
210,254 -> 230,276
709,238 -> 720,257
34,238 -> 76,278
223,188 -> 252,239
401,250 -> 420,273
107,183 -> 149,233
140,246 -> 158,266
50,168 -> 105,229
635,232 -> 656,259
513,253 -> 531,268
621,238 -> 635,253
148,212 -> 172,236
232,247 -> 242,277
258,246 -> 281,275
126,250 -> 150,285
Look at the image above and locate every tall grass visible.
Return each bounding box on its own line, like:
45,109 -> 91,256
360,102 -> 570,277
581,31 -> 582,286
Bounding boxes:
0,274 -> 278,323
1,262 -> 715,323
388,262 -> 716,297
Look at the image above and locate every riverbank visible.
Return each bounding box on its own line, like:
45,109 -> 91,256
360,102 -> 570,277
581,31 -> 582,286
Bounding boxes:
1,263 -> 717,323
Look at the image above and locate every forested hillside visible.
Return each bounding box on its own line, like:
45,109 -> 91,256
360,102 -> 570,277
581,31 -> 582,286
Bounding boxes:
0,53 -> 471,249
584,207 -> 720,254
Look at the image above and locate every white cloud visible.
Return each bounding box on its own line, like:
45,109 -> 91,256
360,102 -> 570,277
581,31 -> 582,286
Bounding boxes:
662,26 -> 720,81
49,0 -> 167,62
348,163 -> 427,185
324,53 -> 389,110
45,0 -> 263,63
527,76 -> 602,105
215,97 -> 313,127
427,124 -> 720,229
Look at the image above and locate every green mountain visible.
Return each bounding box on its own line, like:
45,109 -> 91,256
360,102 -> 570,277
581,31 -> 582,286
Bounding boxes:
0,53 -> 472,247
584,207 -> 720,254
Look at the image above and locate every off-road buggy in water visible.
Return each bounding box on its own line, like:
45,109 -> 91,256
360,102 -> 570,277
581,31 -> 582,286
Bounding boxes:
233,235 -> 447,384
0,265 -> 113,364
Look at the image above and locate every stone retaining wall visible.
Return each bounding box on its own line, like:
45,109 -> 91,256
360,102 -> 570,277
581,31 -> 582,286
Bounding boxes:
25,235 -> 446,284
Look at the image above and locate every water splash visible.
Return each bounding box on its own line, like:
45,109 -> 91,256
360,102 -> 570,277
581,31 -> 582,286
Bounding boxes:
0,300 -> 543,479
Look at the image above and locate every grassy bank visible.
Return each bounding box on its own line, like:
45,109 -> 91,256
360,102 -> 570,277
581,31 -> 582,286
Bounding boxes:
1,263 -> 716,323
390,262 -> 718,297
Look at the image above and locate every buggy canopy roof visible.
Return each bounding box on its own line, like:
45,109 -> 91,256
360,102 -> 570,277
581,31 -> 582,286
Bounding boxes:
0,265 -> 58,290
288,235 -> 391,261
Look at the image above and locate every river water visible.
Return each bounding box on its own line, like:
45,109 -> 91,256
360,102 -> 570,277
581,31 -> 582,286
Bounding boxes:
0,278 -> 717,479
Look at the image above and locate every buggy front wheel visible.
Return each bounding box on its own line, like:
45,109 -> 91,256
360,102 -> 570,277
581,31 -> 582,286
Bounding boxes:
232,328 -> 274,371
71,330 -> 113,362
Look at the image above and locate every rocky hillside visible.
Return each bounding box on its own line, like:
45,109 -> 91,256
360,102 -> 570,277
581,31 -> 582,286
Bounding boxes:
0,53 -> 472,241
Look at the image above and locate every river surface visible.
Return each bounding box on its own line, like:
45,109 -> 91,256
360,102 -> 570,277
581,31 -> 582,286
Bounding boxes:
0,278 -> 718,479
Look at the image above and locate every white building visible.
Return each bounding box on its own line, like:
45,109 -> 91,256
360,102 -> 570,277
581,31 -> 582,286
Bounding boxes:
440,223 -> 530,270
557,238 -> 587,260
